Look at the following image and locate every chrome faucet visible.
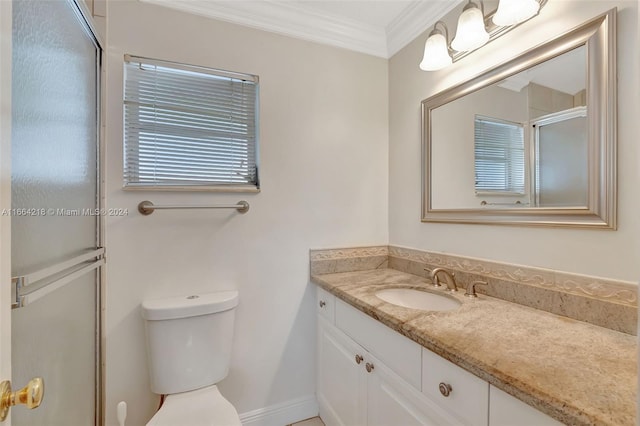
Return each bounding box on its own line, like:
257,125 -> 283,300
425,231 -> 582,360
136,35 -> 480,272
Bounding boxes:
429,268 -> 458,292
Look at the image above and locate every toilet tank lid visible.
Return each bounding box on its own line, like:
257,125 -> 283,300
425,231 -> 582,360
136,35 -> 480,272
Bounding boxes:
141,291 -> 239,321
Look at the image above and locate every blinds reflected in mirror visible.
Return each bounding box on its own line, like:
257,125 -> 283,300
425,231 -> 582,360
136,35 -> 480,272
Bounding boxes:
474,115 -> 525,194
123,55 -> 259,190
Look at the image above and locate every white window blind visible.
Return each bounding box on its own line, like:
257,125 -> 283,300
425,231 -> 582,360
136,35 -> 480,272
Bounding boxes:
474,116 -> 525,194
123,55 -> 259,190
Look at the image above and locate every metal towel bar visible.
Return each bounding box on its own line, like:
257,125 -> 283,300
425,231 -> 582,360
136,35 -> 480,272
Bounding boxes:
480,200 -> 529,206
137,200 -> 249,215
12,248 -> 105,308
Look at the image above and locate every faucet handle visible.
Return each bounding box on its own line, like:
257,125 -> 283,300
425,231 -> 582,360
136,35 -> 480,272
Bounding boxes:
423,268 -> 443,288
465,281 -> 488,298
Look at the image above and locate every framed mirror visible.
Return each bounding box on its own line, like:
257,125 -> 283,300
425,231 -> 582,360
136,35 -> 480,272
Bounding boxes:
421,9 -> 616,229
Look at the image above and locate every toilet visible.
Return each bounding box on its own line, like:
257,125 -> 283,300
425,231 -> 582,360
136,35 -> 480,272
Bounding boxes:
141,291 -> 241,426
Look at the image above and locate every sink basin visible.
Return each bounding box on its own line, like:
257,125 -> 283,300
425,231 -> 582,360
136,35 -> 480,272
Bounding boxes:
375,288 -> 461,312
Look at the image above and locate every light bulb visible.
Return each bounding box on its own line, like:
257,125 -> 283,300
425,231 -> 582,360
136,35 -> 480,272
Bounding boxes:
419,30 -> 452,71
451,3 -> 490,52
493,0 -> 540,26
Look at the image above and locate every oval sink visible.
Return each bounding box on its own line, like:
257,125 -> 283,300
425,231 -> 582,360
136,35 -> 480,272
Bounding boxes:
375,288 -> 461,312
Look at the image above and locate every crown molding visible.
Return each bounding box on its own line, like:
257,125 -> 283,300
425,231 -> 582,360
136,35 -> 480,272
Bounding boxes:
140,0 -> 463,59
386,0 -> 462,58
140,0 -> 389,58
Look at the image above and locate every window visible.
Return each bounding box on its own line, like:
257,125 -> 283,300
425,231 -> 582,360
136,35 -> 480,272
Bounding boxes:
474,115 -> 525,194
123,55 -> 259,190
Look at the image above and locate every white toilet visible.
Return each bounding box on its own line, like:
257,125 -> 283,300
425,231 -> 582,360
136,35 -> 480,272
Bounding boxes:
141,291 -> 241,426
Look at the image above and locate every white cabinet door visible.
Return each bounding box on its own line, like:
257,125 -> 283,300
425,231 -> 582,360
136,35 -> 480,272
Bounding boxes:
318,317 -> 367,426
366,353 -> 461,426
489,386 -> 563,426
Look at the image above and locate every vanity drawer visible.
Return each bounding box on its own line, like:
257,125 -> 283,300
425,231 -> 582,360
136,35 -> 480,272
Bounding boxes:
422,348 -> 489,426
316,287 -> 335,323
335,298 -> 421,390
489,386 -> 562,426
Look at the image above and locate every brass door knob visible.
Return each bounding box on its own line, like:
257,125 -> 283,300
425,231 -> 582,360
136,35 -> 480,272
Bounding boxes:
354,354 -> 364,364
365,362 -> 374,373
0,377 -> 44,421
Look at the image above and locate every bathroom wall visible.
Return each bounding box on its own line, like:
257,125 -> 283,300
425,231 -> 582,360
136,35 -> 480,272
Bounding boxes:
389,0 -> 639,282
104,1 -> 389,425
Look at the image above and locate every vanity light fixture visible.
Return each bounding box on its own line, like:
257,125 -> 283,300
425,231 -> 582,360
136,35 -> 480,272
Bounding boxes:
451,1 -> 490,52
419,0 -> 545,71
493,0 -> 541,26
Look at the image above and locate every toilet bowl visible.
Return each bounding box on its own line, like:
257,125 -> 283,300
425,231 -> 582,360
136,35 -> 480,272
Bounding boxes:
141,291 -> 240,426
146,385 -> 240,426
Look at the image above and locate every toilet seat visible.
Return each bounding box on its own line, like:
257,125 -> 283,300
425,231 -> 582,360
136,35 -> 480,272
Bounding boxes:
147,385 -> 241,426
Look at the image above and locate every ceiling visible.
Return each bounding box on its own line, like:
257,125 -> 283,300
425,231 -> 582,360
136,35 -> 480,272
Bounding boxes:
140,0 -> 463,58
498,46 -> 586,95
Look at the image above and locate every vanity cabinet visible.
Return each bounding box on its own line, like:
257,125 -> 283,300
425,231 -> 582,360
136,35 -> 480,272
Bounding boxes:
317,289 -> 481,426
316,286 -> 565,426
318,317 -> 456,426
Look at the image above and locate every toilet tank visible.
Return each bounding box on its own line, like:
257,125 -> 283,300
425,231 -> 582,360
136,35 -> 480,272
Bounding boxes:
141,291 -> 239,395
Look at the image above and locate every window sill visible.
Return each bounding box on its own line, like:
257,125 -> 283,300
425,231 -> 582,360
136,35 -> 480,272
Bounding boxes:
475,192 -> 526,197
123,185 -> 260,193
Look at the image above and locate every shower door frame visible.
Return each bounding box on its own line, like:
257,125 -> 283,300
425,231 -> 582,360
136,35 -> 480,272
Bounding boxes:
0,1 -> 13,423
0,0 -> 105,424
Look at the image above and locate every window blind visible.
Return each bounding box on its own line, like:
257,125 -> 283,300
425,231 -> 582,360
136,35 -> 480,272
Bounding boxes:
123,55 -> 259,189
474,116 -> 525,194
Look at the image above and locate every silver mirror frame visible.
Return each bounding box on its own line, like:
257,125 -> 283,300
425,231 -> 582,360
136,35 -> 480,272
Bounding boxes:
421,9 -> 617,229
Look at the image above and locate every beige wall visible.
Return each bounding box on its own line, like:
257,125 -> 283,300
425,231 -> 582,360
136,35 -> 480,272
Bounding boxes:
104,1 -> 389,425
389,1 -> 639,280
527,82 -> 576,119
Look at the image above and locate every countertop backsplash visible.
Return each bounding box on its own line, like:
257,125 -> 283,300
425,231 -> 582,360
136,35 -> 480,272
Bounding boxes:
310,245 -> 637,335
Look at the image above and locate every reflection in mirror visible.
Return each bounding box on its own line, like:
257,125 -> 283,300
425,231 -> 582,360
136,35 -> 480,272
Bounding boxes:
533,106 -> 587,207
431,46 -> 586,209
422,9 -> 616,228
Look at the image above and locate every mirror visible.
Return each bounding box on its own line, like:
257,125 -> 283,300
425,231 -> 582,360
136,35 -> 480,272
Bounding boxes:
422,10 -> 616,228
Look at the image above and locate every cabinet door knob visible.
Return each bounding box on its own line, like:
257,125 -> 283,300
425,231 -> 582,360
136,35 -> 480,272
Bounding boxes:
319,300 -> 326,308
365,362 -> 374,373
438,382 -> 452,397
355,354 -> 364,364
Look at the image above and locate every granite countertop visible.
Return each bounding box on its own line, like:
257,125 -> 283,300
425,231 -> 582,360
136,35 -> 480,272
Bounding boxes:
311,268 -> 637,426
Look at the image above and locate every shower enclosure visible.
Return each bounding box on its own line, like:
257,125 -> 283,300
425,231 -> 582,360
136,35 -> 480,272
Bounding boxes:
5,0 -> 103,424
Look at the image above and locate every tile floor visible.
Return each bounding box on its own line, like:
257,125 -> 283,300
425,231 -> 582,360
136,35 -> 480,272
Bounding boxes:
289,416 -> 325,426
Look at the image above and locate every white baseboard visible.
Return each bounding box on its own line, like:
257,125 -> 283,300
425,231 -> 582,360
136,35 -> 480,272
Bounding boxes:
317,394 -> 339,426
240,394 -> 319,426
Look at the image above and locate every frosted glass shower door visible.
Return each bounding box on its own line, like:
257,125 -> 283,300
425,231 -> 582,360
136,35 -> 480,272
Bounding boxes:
533,109 -> 588,207
11,0 -> 102,424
